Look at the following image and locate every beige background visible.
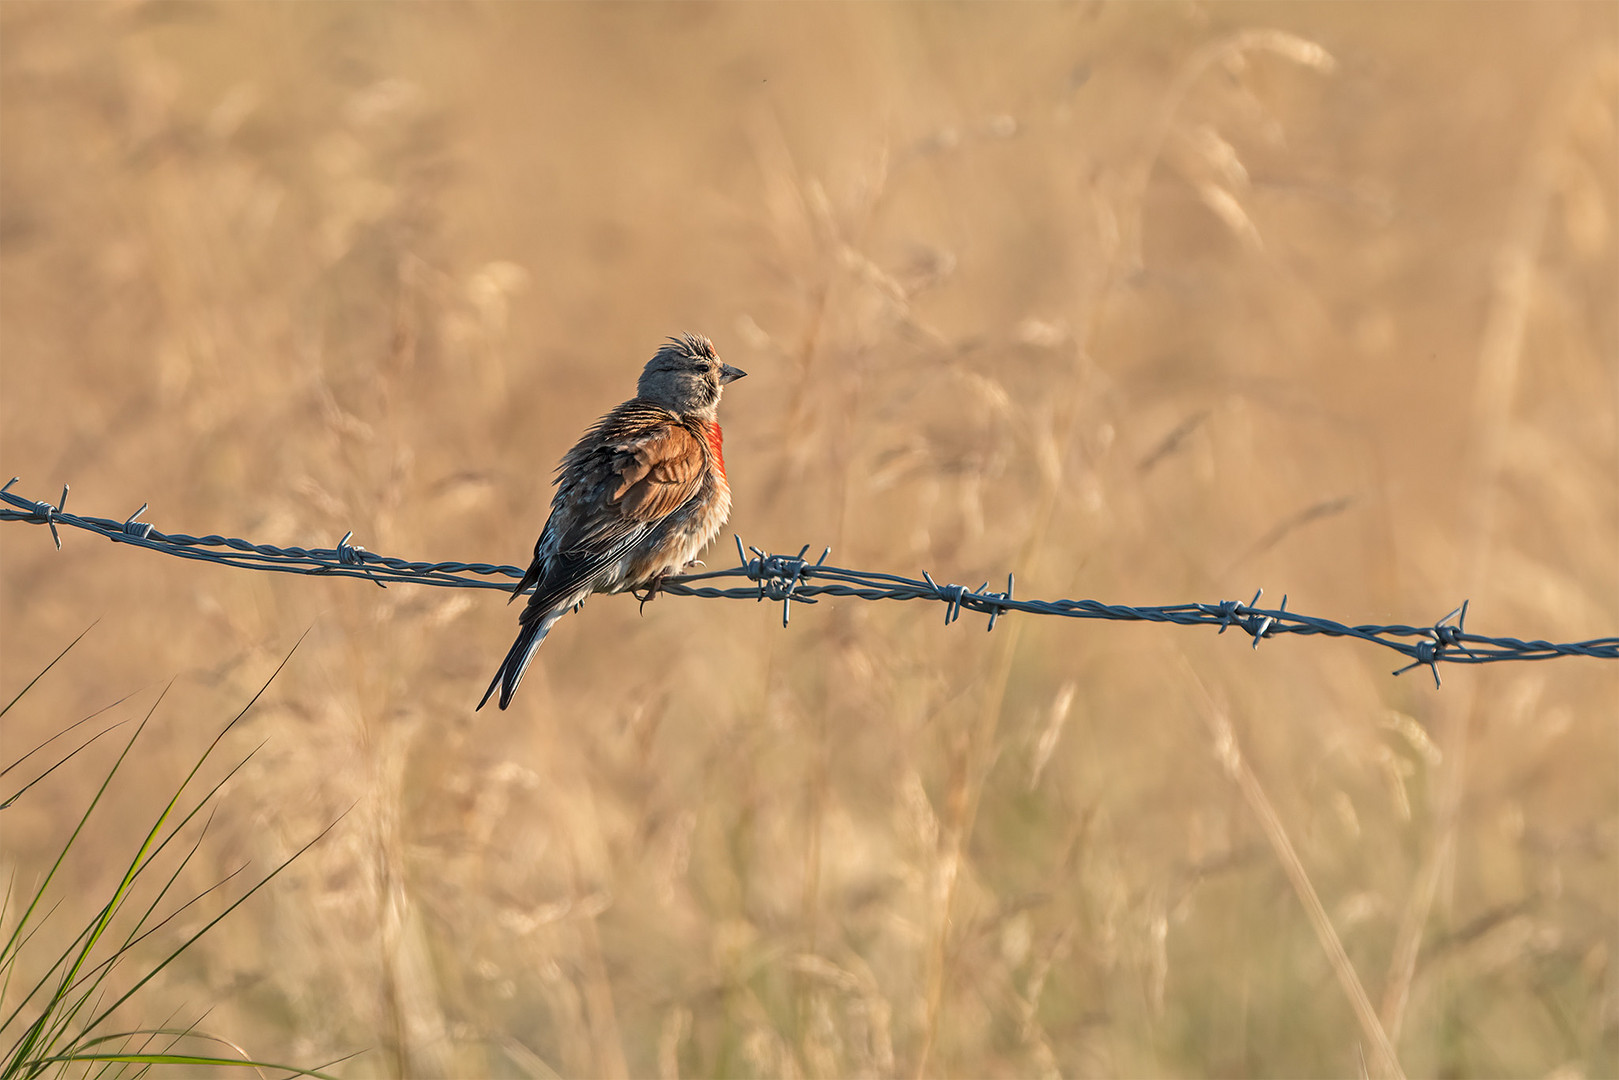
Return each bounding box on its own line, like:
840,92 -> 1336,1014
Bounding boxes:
2,3 -> 1615,1076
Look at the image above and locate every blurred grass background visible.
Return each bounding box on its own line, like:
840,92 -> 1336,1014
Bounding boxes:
1,2 -> 1615,1076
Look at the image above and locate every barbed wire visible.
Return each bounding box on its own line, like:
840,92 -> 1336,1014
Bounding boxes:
4,479 -> 1615,687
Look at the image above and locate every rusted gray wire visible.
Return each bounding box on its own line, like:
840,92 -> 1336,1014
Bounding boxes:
4,479 -> 1615,687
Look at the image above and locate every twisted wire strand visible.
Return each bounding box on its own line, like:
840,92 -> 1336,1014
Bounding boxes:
4,479 -> 1615,687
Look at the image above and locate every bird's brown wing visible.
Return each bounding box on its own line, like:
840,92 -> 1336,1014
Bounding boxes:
517,404 -> 708,613
606,421 -> 708,522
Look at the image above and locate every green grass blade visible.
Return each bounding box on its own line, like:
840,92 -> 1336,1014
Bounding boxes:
73,812 -> 347,1051
12,687 -> 179,1066
29,1051 -> 340,1079
2,630 -> 331,1080
2,690 -> 135,783
0,688 -> 164,1058
1,717 -> 131,811
63,854 -> 248,1007
41,633 -> 305,1055
0,623 -> 97,720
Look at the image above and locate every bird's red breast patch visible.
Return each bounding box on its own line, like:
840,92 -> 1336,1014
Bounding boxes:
704,420 -> 726,478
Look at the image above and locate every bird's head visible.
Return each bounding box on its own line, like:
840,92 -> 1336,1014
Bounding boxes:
637,334 -> 746,419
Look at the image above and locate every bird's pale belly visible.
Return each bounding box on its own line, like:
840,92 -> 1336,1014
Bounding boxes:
610,477 -> 731,592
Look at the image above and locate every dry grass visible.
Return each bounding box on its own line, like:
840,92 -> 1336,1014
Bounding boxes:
2,3 -> 1616,1077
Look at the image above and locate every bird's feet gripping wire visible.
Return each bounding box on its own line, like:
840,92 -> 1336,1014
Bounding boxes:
632,560 -> 705,614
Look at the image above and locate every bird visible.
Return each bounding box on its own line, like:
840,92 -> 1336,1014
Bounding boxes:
478,333 -> 746,711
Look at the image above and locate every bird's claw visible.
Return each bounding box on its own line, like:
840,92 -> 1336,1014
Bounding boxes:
633,571 -> 670,614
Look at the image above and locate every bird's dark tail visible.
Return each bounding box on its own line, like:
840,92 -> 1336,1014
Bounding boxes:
477,608 -> 563,711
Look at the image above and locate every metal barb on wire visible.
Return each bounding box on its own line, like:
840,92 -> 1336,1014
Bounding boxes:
1392,601 -> 1473,688
330,529 -> 386,588
1245,594 -> 1287,651
736,541 -> 827,626
3,480 -> 1616,680
983,573 -> 1014,633
920,571 -> 972,626
6,477 -> 67,550
121,503 -> 153,541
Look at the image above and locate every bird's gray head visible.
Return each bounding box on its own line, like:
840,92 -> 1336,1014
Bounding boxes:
636,334 -> 746,418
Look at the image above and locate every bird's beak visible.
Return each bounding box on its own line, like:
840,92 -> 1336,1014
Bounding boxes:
719,364 -> 747,384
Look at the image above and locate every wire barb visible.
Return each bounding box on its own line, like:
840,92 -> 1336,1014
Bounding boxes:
738,541 -> 825,626
1392,601 -> 1474,688
3,481 -> 1615,681
332,529 -> 385,588
9,478 -> 69,550
121,502 -> 153,540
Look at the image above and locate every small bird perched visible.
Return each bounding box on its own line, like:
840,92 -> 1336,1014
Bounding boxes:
479,334 -> 746,710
